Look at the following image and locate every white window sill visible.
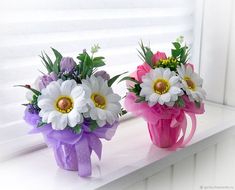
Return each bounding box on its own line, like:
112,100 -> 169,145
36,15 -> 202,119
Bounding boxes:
0,102 -> 235,190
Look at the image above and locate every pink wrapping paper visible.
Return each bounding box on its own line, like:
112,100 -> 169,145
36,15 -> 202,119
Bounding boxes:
125,93 -> 204,148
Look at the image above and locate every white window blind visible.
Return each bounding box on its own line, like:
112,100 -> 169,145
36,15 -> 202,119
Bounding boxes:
0,0 -> 195,145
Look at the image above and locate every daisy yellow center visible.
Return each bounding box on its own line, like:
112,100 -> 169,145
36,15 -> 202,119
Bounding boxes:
55,96 -> 73,113
184,76 -> 195,91
91,93 -> 106,109
153,79 -> 170,95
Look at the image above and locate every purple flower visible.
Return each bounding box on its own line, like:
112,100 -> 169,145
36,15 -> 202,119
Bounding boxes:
60,57 -> 76,73
24,105 -> 41,127
38,72 -> 57,90
94,70 -> 110,80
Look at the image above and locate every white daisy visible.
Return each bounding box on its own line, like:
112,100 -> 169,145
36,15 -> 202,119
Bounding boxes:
37,79 -> 88,130
140,68 -> 183,107
177,64 -> 206,102
81,75 -> 121,127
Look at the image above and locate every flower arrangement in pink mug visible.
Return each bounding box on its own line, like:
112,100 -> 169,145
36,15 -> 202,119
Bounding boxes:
122,37 -> 206,149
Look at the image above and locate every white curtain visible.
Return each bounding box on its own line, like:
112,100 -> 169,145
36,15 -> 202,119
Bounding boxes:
0,0 -> 195,145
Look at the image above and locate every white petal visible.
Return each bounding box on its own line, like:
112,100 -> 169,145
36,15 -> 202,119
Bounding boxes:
47,81 -> 61,99
165,101 -> 175,107
177,65 -> 185,77
191,73 -> 203,86
170,94 -> 178,101
100,82 -> 112,95
38,98 -> 54,110
163,69 -> 172,79
149,93 -> 160,103
169,86 -> 182,95
71,86 -> 85,99
90,76 -> 99,92
97,119 -> 106,127
106,93 -> 121,103
68,110 -> 80,127
52,114 -> 68,130
97,109 -> 107,120
47,111 -> 60,123
89,108 -> 98,120
60,80 -> 77,95
107,103 -> 121,113
186,66 -> 193,76
106,111 -> 116,125
40,111 -> 50,122
140,86 -> 153,97
169,76 -> 179,86
159,93 -> 171,103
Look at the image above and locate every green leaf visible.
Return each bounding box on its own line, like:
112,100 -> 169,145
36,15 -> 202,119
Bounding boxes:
39,52 -> 53,73
73,124 -> 82,134
175,96 -> 185,107
135,96 -> 145,103
137,41 -> 154,67
119,108 -> 127,116
195,101 -> 201,108
89,120 -> 98,131
145,48 -> 154,66
51,48 -> 63,74
108,71 -> 128,87
37,121 -> 47,128
92,58 -> 105,67
171,49 -> 181,58
14,85 -> 41,96
172,42 -> 181,49
51,48 -> 63,60
118,76 -> 140,84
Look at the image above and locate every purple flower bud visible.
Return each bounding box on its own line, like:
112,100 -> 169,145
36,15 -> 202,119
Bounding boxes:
38,72 -> 58,90
94,70 -> 110,80
60,57 -> 76,73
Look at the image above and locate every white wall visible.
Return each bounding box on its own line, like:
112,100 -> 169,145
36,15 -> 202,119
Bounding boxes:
199,0 -> 235,106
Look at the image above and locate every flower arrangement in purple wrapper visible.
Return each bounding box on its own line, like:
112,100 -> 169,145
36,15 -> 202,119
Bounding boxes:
17,45 -> 126,177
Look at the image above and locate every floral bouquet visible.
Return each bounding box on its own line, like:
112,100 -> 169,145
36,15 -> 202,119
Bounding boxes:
122,37 -> 206,149
19,45 -> 125,177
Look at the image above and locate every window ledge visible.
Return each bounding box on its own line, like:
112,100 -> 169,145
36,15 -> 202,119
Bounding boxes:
0,102 -> 235,190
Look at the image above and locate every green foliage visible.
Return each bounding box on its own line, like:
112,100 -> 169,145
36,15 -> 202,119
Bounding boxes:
128,83 -> 142,96
37,121 -> 47,128
119,108 -> 127,116
171,37 -> 190,65
40,48 -> 63,74
118,76 -> 140,84
175,96 -> 185,108
77,47 -> 106,79
135,96 -> 145,103
195,101 -> 201,108
14,85 -> 41,96
108,72 -> 128,87
88,120 -> 99,132
137,41 -> 154,68
73,124 -> 82,134
51,48 -> 63,74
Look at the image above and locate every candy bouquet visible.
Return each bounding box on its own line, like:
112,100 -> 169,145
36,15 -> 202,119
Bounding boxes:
19,45 -> 125,177
123,37 -> 206,148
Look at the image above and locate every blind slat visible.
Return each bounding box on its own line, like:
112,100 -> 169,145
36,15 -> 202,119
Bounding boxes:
0,0 -> 195,144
